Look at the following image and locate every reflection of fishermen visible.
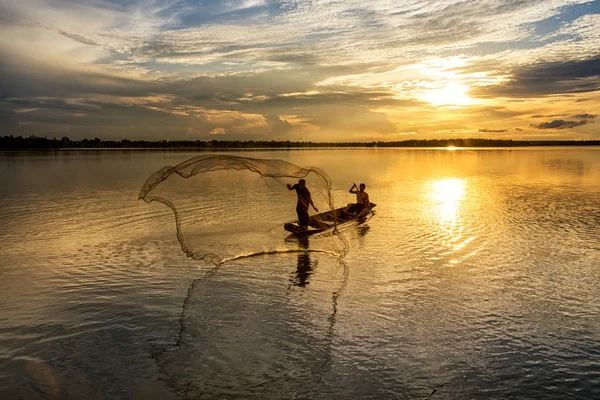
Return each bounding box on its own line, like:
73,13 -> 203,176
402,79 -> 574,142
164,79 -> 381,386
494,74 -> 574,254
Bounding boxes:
287,179 -> 318,230
347,183 -> 371,214
294,253 -> 312,287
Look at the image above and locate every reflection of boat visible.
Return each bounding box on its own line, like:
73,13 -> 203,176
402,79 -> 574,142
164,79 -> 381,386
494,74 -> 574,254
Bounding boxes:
284,202 -> 376,235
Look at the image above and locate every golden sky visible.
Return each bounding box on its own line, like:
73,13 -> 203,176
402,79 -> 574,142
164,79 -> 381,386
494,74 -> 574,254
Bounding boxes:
0,0 -> 599,141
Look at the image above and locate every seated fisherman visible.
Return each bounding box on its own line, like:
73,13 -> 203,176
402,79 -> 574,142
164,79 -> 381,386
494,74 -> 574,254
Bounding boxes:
347,183 -> 371,214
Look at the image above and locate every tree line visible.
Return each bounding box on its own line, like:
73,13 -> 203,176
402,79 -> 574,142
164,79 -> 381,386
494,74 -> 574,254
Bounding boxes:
1,135 -> 599,149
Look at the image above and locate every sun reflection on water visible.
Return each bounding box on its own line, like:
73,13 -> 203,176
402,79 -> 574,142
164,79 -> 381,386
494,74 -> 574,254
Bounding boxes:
429,178 -> 470,265
432,178 -> 465,223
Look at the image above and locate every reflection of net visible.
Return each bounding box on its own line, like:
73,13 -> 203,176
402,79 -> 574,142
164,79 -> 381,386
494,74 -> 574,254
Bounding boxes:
139,155 -> 344,264
154,255 -> 348,399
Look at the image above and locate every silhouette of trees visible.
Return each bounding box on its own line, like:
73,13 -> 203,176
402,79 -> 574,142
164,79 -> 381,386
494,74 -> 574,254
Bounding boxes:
1,135 -> 598,149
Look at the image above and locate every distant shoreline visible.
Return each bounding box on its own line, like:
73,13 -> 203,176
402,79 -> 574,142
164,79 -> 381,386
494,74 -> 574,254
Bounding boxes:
1,135 -> 599,150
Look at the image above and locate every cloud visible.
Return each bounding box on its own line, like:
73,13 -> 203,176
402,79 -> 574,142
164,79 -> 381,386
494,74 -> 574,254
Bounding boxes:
55,28 -> 102,47
210,127 -> 225,135
477,56 -> 600,97
478,128 -> 508,133
554,13 -> 600,41
531,114 -> 564,119
8,0 -> 584,72
529,111 -> 597,130
263,114 -> 293,136
298,104 -> 397,137
2,1 -> 600,141
531,119 -> 589,129
571,113 -> 596,119
0,55 -> 410,140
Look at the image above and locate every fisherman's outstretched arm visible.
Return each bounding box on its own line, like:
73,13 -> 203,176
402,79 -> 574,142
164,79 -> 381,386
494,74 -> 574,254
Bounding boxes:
349,183 -> 359,193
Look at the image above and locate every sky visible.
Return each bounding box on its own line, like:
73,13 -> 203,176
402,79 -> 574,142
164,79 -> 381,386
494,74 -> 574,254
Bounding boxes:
0,0 -> 599,141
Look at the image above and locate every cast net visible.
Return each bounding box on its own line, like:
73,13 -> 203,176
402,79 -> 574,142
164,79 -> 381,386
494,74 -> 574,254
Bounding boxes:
138,154 -> 346,264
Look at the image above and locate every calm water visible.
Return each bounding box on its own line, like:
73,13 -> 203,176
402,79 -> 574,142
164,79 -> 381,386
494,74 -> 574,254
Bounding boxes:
1,148 -> 599,399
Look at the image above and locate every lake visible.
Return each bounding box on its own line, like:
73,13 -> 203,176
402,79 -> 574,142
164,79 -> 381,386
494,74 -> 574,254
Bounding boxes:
1,148 -> 599,399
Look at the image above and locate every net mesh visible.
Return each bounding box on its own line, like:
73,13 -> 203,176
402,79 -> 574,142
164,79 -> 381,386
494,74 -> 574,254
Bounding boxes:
139,155 -> 346,264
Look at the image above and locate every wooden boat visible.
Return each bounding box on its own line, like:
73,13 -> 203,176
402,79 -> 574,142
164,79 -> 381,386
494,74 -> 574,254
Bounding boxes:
284,202 -> 376,235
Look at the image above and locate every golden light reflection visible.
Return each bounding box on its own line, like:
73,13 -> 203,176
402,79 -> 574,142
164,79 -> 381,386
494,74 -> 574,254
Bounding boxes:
432,178 -> 465,223
430,178 -> 469,266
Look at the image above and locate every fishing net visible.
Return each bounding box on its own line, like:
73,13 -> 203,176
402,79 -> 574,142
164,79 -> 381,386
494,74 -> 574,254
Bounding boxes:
138,155 -> 346,264
153,255 -> 348,398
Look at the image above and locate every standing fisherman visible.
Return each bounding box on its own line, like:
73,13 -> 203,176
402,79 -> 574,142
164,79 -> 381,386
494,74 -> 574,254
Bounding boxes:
287,179 -> 318,230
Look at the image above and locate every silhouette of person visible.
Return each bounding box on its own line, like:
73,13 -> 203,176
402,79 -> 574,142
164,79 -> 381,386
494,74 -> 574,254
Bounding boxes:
287,179 -> 318,230
347,183 -> 371,214
294,253 -> 312,287
292,236 -> 311,287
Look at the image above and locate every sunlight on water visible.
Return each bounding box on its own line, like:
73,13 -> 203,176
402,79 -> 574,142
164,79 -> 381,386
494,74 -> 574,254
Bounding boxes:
430,178 -> 471,265
431,178 -> 465,223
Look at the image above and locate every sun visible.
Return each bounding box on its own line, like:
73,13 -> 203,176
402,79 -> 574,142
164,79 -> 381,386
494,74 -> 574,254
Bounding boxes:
421,81 -> 479,107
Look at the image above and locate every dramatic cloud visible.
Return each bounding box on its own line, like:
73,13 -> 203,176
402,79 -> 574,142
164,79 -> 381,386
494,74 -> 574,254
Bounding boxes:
476,57 -> 600,98
1,0 -> 599,140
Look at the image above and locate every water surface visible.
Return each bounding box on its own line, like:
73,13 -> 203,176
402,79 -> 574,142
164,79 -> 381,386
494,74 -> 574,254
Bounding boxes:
1,148 -> 599,399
